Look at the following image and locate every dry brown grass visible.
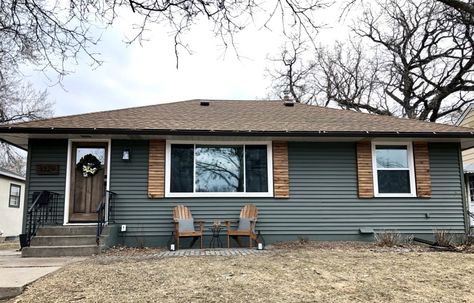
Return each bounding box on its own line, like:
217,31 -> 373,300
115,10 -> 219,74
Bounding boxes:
0,241 -> 19,250
8,244 -> 474,303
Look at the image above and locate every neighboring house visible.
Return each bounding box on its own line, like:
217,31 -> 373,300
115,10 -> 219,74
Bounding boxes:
0,99 -> 473,249
0,167 -> 25,238
456,104 -> 474,226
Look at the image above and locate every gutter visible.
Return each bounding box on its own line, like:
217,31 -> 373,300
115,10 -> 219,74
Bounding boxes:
1,127 -> 474,138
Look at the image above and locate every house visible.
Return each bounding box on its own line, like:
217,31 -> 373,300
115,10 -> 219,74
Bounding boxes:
455,104 -> 474,226
0,167 -> 25,238
0,99 -> 473,255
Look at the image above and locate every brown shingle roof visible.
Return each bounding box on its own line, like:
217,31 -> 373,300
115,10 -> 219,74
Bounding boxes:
1,99 -> 473,136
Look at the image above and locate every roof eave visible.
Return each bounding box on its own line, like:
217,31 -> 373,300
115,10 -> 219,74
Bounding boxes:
1,127 -> 474,138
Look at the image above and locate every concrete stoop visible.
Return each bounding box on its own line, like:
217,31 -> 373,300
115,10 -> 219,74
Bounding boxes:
21,225 -> 115,258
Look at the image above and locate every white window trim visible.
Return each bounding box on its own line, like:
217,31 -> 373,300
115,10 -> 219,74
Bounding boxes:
9,183 -> 21,208
371,141 -> 417,198
165,140 -> 274,198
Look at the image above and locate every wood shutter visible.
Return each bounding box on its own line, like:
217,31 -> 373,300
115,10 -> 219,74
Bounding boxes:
413,141 -> 432,198
273,141 -> 289,198
148,140 -> 165,198
356,141 -> 374,198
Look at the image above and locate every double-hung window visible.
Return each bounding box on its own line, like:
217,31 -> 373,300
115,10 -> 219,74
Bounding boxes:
372,142 -> 416,197
9,184 -> 21,208
166,141 -> 273,197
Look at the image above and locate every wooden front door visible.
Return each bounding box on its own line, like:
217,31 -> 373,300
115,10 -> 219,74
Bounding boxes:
69,143 -> 108,222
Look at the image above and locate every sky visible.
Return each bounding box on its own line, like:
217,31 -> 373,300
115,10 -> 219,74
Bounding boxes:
22,3 -> 350,117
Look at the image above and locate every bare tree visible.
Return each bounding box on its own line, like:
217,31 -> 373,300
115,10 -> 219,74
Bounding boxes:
269,0 -> 474,122
342,1 -> 474,20
0,71 -> 53,175
1,0 -> 327,77
267,38 -> 320,105
438,0 -> 474,16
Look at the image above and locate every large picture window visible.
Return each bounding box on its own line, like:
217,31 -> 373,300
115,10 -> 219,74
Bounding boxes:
9,184 -> 21,208
166,142 -> 272,197
372,142 -> 416,197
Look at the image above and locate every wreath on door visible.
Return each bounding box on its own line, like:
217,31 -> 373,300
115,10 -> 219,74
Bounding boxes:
76,154 -> 102,177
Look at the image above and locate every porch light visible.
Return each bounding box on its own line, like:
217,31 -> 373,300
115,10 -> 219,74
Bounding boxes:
122,149 -> 131,161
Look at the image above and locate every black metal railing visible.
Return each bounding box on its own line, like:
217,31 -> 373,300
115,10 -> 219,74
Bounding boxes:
468,211 -> 474,221
96,190 -> 116,245
24,191 -> 60,247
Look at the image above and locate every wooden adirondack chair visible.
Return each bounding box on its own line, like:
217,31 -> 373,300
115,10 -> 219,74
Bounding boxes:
225,204 -> 258,248
173,205 -> 205,249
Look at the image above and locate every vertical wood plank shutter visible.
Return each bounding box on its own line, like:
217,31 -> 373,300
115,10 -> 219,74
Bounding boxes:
356,141 -> 374,198
273,141 -> 289,198
148,140 -> 165,198
413,141 -> 432,198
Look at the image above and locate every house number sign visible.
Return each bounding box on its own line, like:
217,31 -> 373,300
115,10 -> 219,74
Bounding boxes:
36,164 -> 60,175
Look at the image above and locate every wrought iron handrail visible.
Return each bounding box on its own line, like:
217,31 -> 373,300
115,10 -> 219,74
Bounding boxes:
468,211 -> 474,221
25,191 -> 60,247
96,190 -> 116,245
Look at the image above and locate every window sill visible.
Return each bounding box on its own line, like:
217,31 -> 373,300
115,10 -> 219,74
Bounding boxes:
374,193 -> 417,198
165,192 -> 274,198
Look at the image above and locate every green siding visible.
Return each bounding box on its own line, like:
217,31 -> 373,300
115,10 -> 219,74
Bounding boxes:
24,139 -> 466,246
24,139 -> 68,229
108,140 -> 465,246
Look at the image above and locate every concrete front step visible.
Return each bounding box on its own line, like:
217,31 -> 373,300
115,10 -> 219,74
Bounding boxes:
36,226 -> 98,236
30,235 -> 98,246
22,245 -> 101,257
22,225 -> 118,257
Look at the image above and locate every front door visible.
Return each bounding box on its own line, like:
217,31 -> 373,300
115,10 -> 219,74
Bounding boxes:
69,143 -> 107,222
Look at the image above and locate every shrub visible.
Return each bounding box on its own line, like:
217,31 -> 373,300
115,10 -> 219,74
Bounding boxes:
461,233 -> 474,247
433,229 -> 455,247
296,235 -> 309,244
374,230 -> 403,247
405,234 -> 414,245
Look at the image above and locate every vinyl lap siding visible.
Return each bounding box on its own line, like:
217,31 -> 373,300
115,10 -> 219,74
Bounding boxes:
290,142 -> 463,235
109,140 -> 465,245
24,139 -> 68,230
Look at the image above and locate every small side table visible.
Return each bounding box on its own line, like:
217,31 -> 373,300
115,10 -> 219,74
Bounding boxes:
209,224 -> 223,248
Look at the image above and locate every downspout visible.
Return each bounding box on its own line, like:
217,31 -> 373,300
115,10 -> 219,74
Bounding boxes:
457,143 -> 470,234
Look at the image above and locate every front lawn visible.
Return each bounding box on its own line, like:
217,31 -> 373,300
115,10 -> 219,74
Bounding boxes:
0,241 -> 19,251
9,243 -> 474,303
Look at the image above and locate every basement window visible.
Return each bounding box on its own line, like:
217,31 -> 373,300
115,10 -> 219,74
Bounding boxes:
372,142 -> 416,197
165,141 -> 273,197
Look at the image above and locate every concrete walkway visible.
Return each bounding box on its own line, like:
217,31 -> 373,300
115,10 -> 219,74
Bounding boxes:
0,249 -> 85,300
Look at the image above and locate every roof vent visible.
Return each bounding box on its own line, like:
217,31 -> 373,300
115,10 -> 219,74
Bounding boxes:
200,101 -> 210,106
283,100 -> 294,107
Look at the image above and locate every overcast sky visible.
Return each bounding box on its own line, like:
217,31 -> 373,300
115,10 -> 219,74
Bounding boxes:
23,3 -> 349,117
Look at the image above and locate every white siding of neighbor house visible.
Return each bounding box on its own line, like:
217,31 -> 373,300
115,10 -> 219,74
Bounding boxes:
0,176 -> 25,237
